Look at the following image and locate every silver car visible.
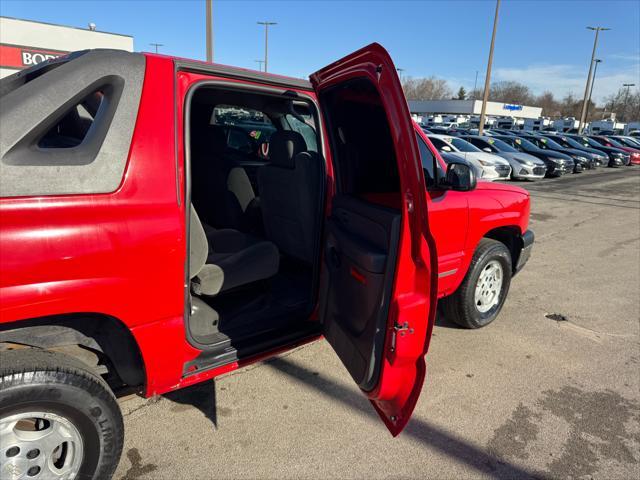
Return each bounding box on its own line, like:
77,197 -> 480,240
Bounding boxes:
462,135 -> 547,180
427,134 -> 512,181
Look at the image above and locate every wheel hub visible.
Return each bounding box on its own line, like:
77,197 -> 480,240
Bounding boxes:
0,412 -> 83,480
474,260 -> 503,313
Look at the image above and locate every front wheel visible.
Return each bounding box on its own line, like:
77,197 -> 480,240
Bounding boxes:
442,238 -> 512,329
0,349 -> 124,480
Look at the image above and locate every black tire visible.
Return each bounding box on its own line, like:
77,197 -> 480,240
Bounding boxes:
442,238 -> 512,329
0,348 -> 123,480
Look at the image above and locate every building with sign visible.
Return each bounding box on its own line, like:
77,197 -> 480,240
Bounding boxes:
408,99 -> 543,121
0,16 -> 133,79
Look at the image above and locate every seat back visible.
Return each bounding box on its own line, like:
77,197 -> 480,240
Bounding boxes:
257,131 -> 322,264
189,206 -> 208,279
191,123 -> 256,230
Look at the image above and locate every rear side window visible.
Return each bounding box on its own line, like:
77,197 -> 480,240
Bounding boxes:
285,113 -> 318,152
320,78 -> 400,202
39,90 -> 105,149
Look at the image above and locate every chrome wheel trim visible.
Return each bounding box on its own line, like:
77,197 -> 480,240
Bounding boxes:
0,411 -> 84,480
474,260 -> 503,313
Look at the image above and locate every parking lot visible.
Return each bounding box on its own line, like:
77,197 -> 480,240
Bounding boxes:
115,167 -> 640,480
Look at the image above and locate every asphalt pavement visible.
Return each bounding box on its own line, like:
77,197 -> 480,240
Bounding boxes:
115,166 -> 640,480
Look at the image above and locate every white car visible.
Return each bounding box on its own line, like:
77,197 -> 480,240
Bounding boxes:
427,134 -> 512,181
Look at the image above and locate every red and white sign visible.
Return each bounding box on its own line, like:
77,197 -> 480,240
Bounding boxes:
0,43 -> 68,70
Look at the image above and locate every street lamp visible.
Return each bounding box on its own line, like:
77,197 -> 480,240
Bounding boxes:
584,58 -> 602,122
205,0 -> 214,62
149,43 -> 163,54
578,26 -> 610,132
257,21 -> 277,72
472,70 -> 479,100
255,59 -> 265,72
622,83 -> 636,122
478,0 -> 501,136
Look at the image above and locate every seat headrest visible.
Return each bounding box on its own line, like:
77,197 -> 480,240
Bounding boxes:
269,130 -> 306,168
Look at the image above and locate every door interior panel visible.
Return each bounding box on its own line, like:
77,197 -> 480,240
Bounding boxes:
321,194 -> 400,391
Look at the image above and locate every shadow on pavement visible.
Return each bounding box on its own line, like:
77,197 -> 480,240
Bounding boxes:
159,355 -> 543,479
163,379 -> 219,428
267,356 -> 543,480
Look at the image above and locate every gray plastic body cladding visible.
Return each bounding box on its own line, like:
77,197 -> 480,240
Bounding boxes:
0,49 -> 145,197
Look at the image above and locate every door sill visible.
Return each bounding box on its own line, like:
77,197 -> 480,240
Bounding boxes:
182,321 -> 321,377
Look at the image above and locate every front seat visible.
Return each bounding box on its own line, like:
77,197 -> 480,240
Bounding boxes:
257,131 -> 322,264
190,206 -> 279,296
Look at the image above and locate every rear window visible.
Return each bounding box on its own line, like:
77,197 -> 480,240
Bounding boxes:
211,105 -> 275,154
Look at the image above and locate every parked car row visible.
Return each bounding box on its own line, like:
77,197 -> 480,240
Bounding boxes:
421,125 -> 640,181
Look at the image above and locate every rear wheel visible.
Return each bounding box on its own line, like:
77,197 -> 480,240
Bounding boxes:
0,349 -> 123,480
443,238 -> 512,329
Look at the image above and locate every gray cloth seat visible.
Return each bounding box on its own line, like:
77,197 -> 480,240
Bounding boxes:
257,131 -> 322,264
190,207 -> 279,296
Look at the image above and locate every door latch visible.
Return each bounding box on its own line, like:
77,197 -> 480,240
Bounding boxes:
390,321 -> 412,352
405,192 -> 414,213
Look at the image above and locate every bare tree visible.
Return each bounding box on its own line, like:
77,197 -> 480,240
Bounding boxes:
401,76 -> 452,100
489,81 -> 533,105
604,87 -> 640,122
465,81 -> 532,105
536,91 -> 561,117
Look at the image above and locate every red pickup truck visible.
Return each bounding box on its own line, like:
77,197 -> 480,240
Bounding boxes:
0,45 -> 532,479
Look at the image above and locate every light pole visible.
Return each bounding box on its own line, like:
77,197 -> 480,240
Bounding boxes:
478,0 -> 501,136
149,43 -> 163,54
584,58 -> 602,122
622,83 -> 636,122
257,21 -> 277,72
396,67 -> 405,82
578,26 -> 610,132
473,70 -> 479,99
255,59 -> 265,71
206,0 -> 214,62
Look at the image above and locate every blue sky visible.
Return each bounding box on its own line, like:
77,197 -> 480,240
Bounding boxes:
1,0 -> 638,103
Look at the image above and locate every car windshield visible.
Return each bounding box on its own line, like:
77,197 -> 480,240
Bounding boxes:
557,136 -> 587,149
512,137 -> 540,150
619,137 -> 640,148
487,138 -> 518,152
450,137 -> 482,152
537,137 -> 565,149
581,136 -> 606,148
600,137 -> 624,148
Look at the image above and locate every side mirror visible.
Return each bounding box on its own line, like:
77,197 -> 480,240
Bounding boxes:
483,147 -> 493,153
440,161 -> 477,191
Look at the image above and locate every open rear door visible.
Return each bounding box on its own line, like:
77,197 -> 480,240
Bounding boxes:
311,43 -> 438,436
